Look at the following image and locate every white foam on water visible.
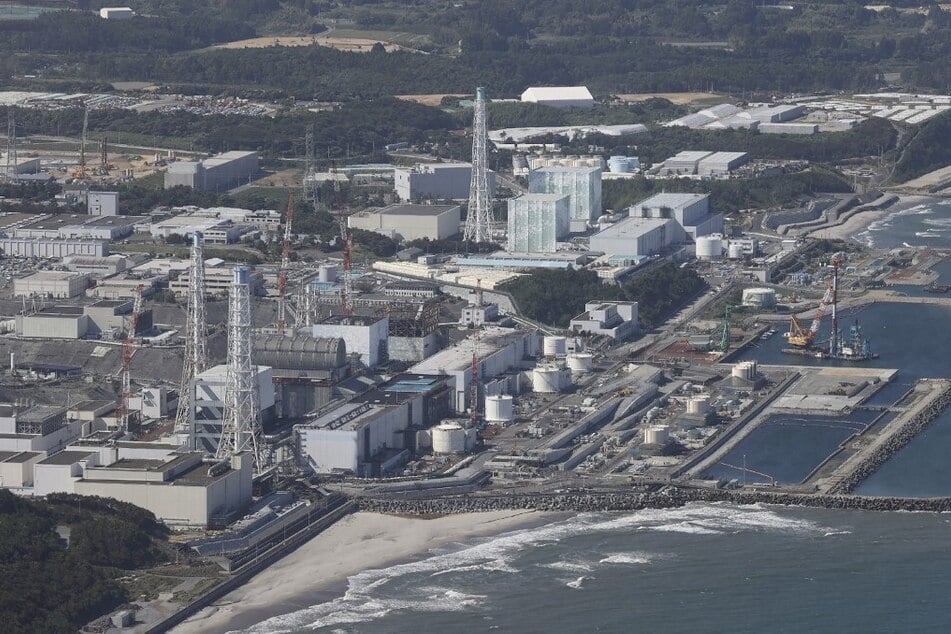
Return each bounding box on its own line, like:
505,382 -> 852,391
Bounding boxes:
599,552 -> 652,565
566,575 -> 590,589
823,530 -> 852,537
542,560 -> 595,573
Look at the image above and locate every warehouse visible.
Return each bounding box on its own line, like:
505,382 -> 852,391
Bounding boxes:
394,163 -> 496,201
528,166 -> 602,230
507,194 -> 570,253
348,204 -> 462,242
759,123 -> 819,135
87,191 -> 118,216
63,254 -> 128,277
748,104 -> 805,123
312,315 -> 389,368
99,7 -> 134,19
61,216 -> 141,241
589,216 -> 684,257
149,215 -> 224,239
0,238 -> 108,258
14,270 -> 88,298
520,86 -> 595,108
163,151 -> 259,192
696,152 -> 750,177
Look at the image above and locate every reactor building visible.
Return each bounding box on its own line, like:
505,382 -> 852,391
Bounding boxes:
528,166 -> 602,232
507,193 -> 570,253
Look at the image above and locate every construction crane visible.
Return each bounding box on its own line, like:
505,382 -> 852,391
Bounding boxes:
303,124 -> 317,203
330,162 -> 353,315
470,280 -> 483,428
276,194 -> 295,334
718,304 -> 733,353
828,254 -> 842,356
73,106 -> 89,180
785,266 -> 837,348
99,136 -> 111,172
4,108 -> 16,184
117,285 -> 145,430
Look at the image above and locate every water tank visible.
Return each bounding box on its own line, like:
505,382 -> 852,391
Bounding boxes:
253,335 -> 347,371
485,394 -> 515,423
727,243 -> 745,259
732,361 -> 758,381
533,365 -> 569,393
608,156 -> 631,173
686,397 -> 711,415
543,336 -> 567,358
695,236 -> 723,260
741,287 -> 777,308
566,353 -> 594,373
318,264 -> 338,283
432,423 -> 467,454
643,426 -> 669,445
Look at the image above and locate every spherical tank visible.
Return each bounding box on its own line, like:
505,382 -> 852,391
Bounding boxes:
318,264 -> 338,283
432,423 -> 467,454
728,243 -> 745,259
543,336 -> 567,358
484,394 -> 514,423
695,236 -> 723,260
643,426 -> 669,445
566,353 -> 594,373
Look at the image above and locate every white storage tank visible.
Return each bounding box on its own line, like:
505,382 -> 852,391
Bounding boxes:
432,423 -> 467,454
543,336 -> 567,358
318,264 -> 338,283
533,364 -> 570,393
566,353 -> 594,373
728,243 -> 745,259
686,397 -> 711,415
608,156 -> 631,173
732,361 -> 758,381
643,425 -> 669,445
741,287 -> 777,308
695,236 -> 723,260
485,394 -> 515,424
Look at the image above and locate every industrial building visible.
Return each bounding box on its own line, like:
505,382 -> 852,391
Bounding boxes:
252,334 -> 351,418
13,215 -> 140,241
569,301 -> 639,339
394,163 -> 496,202
589,216 -> 685,258
759,123 -> 819,135
0,404 -> 80,455
507,194 -> 570,253
520,86 -> 595,108
0,237 -> 108,258
169,260 -> 264,297
87,191 -> 119,216
312,315 -> 389,367
13,271 -> 88,298
15,300 -> 153,339
528,166 -> 602,230
697,152 -> 750,177
163,151 -> 259,192
189,365 -> 276,455
99,7 -> 134,19
348,204 -> 462,242
630,193 -> 723,240
296,374 -> 453,477
63,254 -> 128,277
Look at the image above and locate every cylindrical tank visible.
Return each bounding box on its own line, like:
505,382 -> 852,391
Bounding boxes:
732,361 -> 757,381
695,236 -> 723,260
608,156 -> 631,173
485,394 -> 514,423
318,264 -> 338,283
686,397 -> 711,415
566,353 -> 594,373
728,243 -> 745,259
741,287 -> 777,308
533,365 -> 568,393
432,423 -> 467,454
253,335 -> 346,371
643,426 -> 669,445
543,336 -> 567,358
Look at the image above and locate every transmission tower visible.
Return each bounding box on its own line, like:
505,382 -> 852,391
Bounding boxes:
216,266 -> 265,472
74,106 -> 89,180
174,232 -> 208,434
303,124 -> 318,203
277,194 -> 294,334
4,108 -> 16,183
463,87 -> 492,243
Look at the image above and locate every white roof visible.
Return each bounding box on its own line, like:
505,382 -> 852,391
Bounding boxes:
638,193 -> 708,209
521,86 -> 593,102
593,217 -> 673,239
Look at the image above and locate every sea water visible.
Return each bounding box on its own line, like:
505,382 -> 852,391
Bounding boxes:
853,198 -> 951,249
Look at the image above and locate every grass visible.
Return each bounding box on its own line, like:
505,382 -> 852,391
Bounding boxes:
172,577 -> 223,605
124,574 -> 181,602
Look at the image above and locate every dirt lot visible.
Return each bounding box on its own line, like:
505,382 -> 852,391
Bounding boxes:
395,94 -> 468,106
207,35 -> 401,53
615,92 -> 726,105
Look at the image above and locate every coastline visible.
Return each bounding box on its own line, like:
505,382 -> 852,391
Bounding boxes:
808,194 -> 930,242
172,509 -> 563,634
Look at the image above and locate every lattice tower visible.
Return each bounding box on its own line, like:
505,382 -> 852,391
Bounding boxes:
463,87 -> 492,243
174,232 -> 208,433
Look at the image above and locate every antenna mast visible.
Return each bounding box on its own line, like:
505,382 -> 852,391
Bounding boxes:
277,194 -> 294,334
174,232 -> 208,434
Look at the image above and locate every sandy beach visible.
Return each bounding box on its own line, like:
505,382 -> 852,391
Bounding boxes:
809,194 -> 928,241
172,510 -> 558,634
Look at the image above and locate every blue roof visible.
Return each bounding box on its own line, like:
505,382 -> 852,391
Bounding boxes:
456,257 -> 572,269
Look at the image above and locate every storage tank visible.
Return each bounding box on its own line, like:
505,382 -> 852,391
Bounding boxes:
728,243 -> 745,259
732,361 -> 758,381
608,156 -> 630,173
432,423 -> 467,454
318,264 -> 338,283
686,397 -> 711,415
566,353 -> 594,373
485,394 -> 515,423
741,287 -> 777,308
695,236 -> 723,260
643,426 -> 669,445
533,364 -> 569,393
543,336 -> 567,358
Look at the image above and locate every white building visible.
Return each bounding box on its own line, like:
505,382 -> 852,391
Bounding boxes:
528,166 -> 602,230
520,86 -> 595,108
0,405 -> 81,455
589,216 -> 685,257
630,192 -> 723,240
394,163 -> 495,201
99,7 -> 135,19
63,254 -> 128,277
569,301 -> 639,340
164,151 -> 258,192
460,303 -> 499,327
189,365 -> 276,456
0,238 -> 108,258
149,215 -> 224,240
507,194 -> 570,253
13,271 -> 88,298
348,204 -> 462,242
87,191 -> 119,216
312,315 -> 389,367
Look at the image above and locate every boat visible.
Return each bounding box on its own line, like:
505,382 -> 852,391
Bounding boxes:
924,283 -> 949,294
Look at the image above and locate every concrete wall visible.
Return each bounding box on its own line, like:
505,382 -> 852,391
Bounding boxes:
389,333 -> 440,363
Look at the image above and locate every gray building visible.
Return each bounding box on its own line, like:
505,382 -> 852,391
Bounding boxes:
164,151 -> 259,192
87,191 -> 119,216
589,216 -> 685,257
528,166 -> 602,230
348,204 -> 462,242
569,301 -> 639,339
507,194 -> 570,253
696,152 -> 749,177
630,193 -> 723,240
0,238 -> 108,258
394,163 -> 496,201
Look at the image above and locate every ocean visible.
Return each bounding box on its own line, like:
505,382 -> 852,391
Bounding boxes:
236,199 -> 951,633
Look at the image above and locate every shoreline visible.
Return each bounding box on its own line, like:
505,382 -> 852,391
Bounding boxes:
808,194 -> 931,242
172,509 -> 564,634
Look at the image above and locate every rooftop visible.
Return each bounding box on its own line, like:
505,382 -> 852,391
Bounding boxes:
377,204 -> 459,216
4,451 -> 41,464
512,193 -> 570,203
37,450 -> 95,466
593,216 -> 673,239
521,86 -> 593,101
638,192 -> 709,209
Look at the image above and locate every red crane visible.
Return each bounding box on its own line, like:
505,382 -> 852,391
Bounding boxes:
277,194 -> 294,334
117,284 -> 144,430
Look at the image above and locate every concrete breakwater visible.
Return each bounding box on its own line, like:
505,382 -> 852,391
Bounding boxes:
357,486 -> 951,515
829,381 -> 951,494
